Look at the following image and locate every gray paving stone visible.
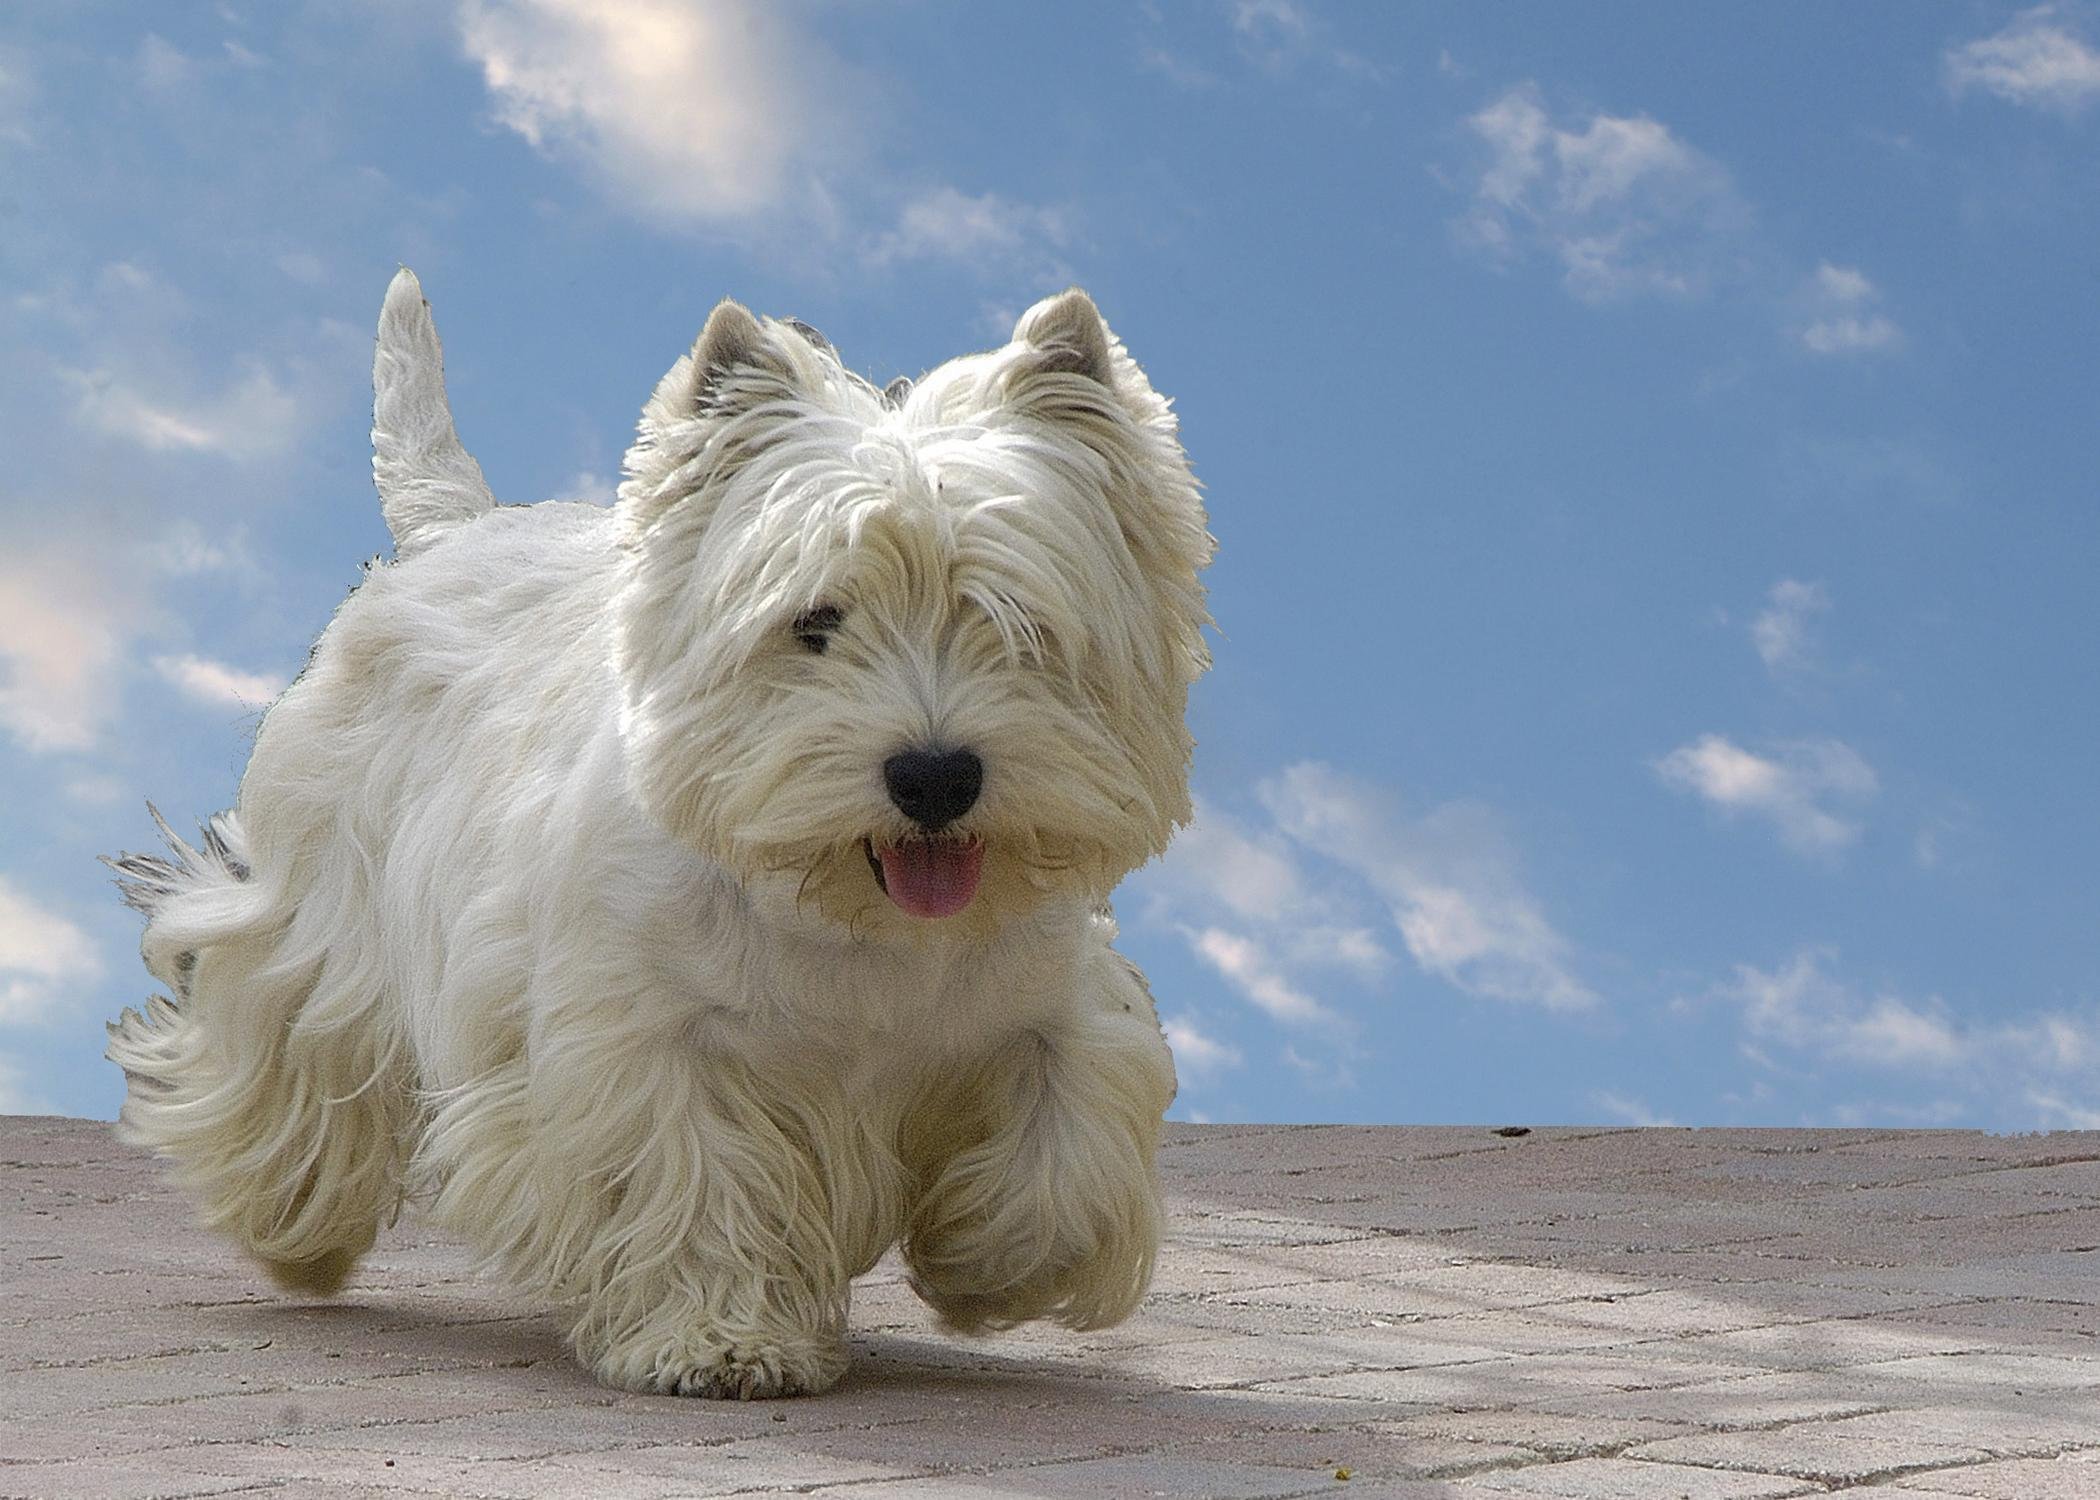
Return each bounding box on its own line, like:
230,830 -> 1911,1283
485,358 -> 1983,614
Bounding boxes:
920,1453 -> 1344,1498
1159,1422 -> 1536,1481
1374,1409 -> 1696,1461
1455,1456 -> 1819,1497
1890,1455 -> 2100,1497
0,1459 -> 263,1500
1630,1428 -> 1993,1484
6,1116 -> 2098,1499
1256,1350 -> 1765,1409
1812,1403 -> 2100,1458
1511,1368 -> 1892,1429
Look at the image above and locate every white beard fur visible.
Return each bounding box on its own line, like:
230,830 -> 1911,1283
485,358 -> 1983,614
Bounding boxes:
105,271 -> 1212,1399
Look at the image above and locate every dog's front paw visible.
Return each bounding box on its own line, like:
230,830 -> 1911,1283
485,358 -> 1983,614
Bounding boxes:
590,1327 -> 848,1400
906,1143 -> 1162,1335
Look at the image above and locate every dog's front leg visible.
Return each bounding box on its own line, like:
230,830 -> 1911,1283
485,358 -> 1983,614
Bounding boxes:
904,956 -> 1177,1334
539,1051 -> 851,1399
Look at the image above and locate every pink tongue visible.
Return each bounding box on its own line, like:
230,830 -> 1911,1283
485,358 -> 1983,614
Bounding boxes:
875,839 -> 985,919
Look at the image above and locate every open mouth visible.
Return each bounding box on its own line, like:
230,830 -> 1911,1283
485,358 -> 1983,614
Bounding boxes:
863,835 -> 984,920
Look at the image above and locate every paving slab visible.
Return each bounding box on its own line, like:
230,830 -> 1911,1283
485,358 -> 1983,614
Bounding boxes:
3,1117 -> 2097,1498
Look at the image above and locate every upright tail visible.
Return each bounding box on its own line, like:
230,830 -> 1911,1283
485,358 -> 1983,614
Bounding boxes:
372,268 -> 495,559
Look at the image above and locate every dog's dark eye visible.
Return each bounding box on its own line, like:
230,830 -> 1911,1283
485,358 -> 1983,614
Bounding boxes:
792,604 -> 844,655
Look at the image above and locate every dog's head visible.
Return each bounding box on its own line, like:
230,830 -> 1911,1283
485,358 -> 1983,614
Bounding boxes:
613,291 -> 1211,937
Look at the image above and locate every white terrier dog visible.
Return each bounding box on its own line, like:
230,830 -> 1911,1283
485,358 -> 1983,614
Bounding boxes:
107,271 -> 1211,1398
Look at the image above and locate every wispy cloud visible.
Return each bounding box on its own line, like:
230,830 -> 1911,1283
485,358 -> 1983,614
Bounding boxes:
1751,578 -> 1830,675
1777,432 -> 1964,510
1703,949 -> 2100,1120
157,521 -> 258,579
1140,762 -> 1590,1027
1593,1091 -> 1676,1127
1162,1011 -> 1244,1080
2028,1091 -> 2100,1128
0,877 -> 103,1027
1454,83 -> 1750,302
1721,950 -> 1964,1068
1261,764 -> 1594,1010
0,48 -> 32,148
1137,47 -> 1219,92
1134,792 -> 1388,1037
1229,0 -> 1381,80
0,1052 -> 44,1114
0,549 -> 131,753
1655,735 -> 1877,855
64,363 -> 299,460
1945,6 -> 2100,115
1798,263 -> 1902,356
869,188 -> 1075,278
549,471 -> 618,507
135,33 -> 199,94
152,653 -> 287,711
1185,926 -> 1337,1026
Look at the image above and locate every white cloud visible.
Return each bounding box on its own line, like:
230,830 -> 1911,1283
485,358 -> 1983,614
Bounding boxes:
1229,0 -> 1380,79
1260,763 -> 1593,1010
0,550 -> 130,753
1593,1091 -> 1675,1127
456,2 -> 1068,278
62,772 -> 129,806
1188,926 -> 1336,1026
1798,263 -> 1902,356
156,521 -> 257,579
135,34 -> 197,93
1710,950 -> 2100,1125
1232,0 -> 1311,56
65,363 -> 299,460
1655,734 -> 1877,854
152,653 -> 287,710
1456,84 -> 1748,302
0,1052 -> 45,1114
0,513 -> 272,755
1138,47 -> 1219,91
1134,795 -> 1391,1036
458,0 -> 844,227
1284,924 -> 1392,982
1718,951 -> 1958,1067
1777,432 -> 1964,510
549,470 -> 618,507
1162,1012 -> 1244,1080
0,877 -> 103,1027
2029,1091 -> 2100,1129
276,251 -> 326,285
0,50 -> 31,147
870,188 -> 1073,272
1155,798 -> 1312,924
1751,578 -> 1830,674
1945,6 -> 2100,115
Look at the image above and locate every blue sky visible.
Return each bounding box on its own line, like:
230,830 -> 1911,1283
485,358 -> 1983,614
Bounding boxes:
3,2 -> 2096,1129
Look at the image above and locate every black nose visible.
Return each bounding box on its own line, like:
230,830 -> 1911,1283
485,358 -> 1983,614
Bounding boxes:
883,748 -> 983,832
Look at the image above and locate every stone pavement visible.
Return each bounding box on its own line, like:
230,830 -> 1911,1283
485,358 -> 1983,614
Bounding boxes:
4,1118 -> 2098,1499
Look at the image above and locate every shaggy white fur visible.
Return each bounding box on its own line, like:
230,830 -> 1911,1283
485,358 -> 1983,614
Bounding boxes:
106,270 -> 1212,1399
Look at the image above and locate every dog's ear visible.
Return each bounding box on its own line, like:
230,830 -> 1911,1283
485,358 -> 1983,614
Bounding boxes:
684,299 -> 774,411
1013,289 -> 1116,387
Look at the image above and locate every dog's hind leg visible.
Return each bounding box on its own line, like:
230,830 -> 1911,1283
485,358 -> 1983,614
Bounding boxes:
106,810 -> 411,1295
